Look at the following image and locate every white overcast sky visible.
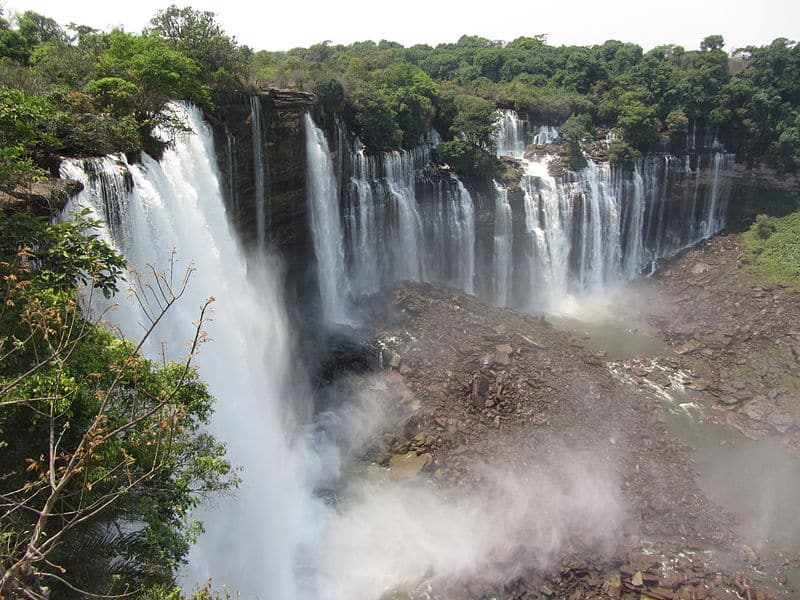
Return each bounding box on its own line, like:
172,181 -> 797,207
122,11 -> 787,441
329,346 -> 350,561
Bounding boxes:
6,0 -> 799,52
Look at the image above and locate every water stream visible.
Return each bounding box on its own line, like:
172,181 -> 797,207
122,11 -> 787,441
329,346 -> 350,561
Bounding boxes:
551,292 -> 800,592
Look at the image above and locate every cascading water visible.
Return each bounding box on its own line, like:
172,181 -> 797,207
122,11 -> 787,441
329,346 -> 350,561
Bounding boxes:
532,125 -> 560,146
493,107 -> 735,310
341,132 -> 477,299
61,104 -> 316,600
305,113 -> 351,324
516,153 -> 735,308
250,95 -> 269,252
493,183 -> 513,306
494,109 -> 526,158
494,109 -> 560,158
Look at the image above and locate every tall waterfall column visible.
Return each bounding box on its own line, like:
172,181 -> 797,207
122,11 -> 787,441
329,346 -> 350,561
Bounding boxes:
304,112 -> 351,324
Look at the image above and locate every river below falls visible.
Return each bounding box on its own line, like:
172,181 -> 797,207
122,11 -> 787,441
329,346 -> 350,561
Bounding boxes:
549,302 -> 800,592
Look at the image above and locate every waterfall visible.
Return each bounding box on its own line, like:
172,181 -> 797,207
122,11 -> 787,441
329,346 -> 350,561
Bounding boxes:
454,179 -> 476,294
304,113 -> 351,324
621,164 -> 645,279
494,109 -> 526,158
493,183 -> 513,306
343,133 -> 476,299
703,152 -> 734,238
61,104 -> 315,600
506,147 -> 734,310
250,95 -> 269,252
224,127 -> 238,217
532,125 -> 560,145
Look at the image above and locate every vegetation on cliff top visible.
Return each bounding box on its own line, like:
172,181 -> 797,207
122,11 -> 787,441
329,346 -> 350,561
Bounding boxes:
251,34 -> 800,177
2,4 -> 800,186
0,5 -> 248,192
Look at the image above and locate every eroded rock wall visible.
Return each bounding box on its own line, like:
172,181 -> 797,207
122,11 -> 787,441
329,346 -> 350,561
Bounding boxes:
206,90 -> 317,285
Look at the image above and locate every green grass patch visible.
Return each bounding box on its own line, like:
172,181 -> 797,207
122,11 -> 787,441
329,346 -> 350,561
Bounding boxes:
743,210 -> 800,287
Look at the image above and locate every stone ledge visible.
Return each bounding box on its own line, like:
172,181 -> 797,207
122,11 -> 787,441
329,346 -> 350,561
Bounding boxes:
0,178 -> 83,216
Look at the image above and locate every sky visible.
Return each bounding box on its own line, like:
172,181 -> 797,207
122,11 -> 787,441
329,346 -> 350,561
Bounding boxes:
6,0 -> 799,52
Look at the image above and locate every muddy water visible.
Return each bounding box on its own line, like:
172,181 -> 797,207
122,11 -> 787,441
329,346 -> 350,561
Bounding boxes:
549,304 -> 800,592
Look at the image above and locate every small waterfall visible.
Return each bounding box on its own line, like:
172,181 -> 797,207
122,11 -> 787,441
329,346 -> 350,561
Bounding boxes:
61,104 -> 315,599
703,152 -> 735,238
522,159 -> 570,305
621,164 -> 645,279
454,179 -> 476,294
384,147 -> 425,282
344,133 -> 476,298
493,183 -> 513,306
224,127 -> 238,216
531,125 -> 560,145
304,113 -> 351,324
250,95 -> 269,252
494,109 -> 526,158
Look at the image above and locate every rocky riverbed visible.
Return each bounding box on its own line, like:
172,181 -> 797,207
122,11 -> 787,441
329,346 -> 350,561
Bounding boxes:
641,233 -> 800,450
336,246 -> 800,599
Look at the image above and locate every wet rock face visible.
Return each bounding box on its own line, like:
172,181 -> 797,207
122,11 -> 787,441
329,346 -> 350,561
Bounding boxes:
206,89 -> 318,298
727,163 -> 800,230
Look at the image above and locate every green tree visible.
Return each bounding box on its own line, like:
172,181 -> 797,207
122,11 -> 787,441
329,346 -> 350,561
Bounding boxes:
616,97 -> 660,149
146,4 -> 247,97
0,212 -> 235,598
450,94 -> 497,151
0,86 -> 60,189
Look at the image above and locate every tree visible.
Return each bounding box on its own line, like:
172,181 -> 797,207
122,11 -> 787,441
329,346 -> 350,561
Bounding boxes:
0,212 -> 235,598
146,5 -> 246,92
450,93 -> 497,151
616,97 -> 660,149
0,86 -> 61,190
700,35 -> 725,53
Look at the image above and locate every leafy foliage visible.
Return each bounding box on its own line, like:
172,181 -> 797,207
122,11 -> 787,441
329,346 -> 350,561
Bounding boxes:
0,5 -> 245,178
248,31 -> 800,175
0,212 -> 235,598
0,85 -> 60,189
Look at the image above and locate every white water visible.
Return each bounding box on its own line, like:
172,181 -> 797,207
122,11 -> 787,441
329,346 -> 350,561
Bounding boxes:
305,113 -> 351,324
250,95 -> 268,252
493,109 -> 735,311
342,132 -> 477,299
494,109 -> 560,159
532,125 -> 560,145
494,109 -> 525,158
61,104 -> 315,599
493,182 -> 513,306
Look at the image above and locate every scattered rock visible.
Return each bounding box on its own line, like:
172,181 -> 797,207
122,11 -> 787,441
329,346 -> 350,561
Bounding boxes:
389,451 -> 430,479
766,411 -> 795,433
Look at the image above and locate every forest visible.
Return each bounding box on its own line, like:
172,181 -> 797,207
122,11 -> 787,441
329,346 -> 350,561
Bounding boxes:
2,4 -> 800,190
1,3 -> 800,599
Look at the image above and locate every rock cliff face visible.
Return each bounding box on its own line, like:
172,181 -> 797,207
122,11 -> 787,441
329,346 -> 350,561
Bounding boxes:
206,89 -> 318,297
0,178 -> 83,216
727,163 -> 800,229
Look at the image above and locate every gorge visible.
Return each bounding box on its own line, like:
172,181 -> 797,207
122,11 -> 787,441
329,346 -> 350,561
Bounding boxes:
3,12 -> 800,599
50,92 -> 799,599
